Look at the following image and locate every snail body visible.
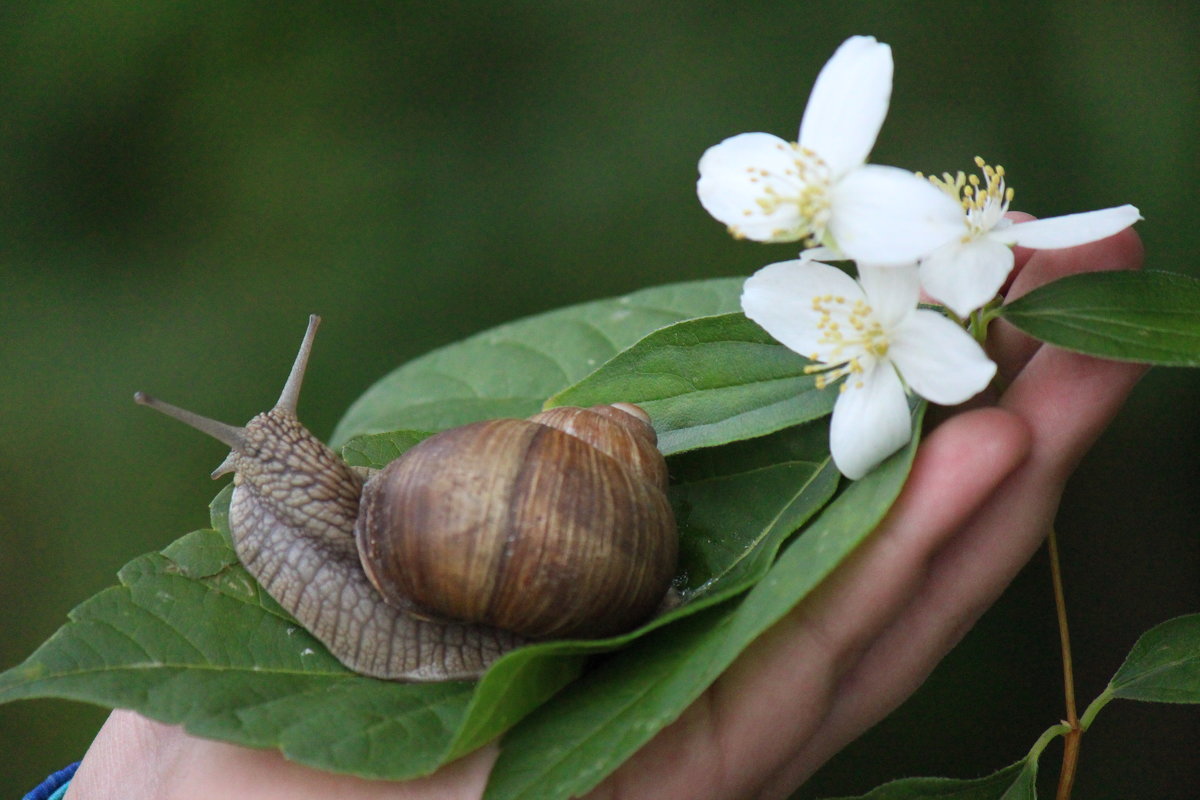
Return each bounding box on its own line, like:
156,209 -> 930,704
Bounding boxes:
135,316 -> 677,681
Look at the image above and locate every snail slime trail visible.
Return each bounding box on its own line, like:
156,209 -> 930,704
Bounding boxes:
136,315 -> 678,682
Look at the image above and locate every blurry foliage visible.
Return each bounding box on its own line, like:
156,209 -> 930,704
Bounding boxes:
0,1 -> 1196,797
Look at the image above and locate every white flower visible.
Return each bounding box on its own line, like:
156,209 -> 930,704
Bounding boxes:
742,260 -> 996,479
919,158 -> 1143,316
697,35 -> 963,266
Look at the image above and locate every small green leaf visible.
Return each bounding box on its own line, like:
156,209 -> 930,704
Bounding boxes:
1108,613 -> 1200,703
999,271 -> 1200,365
482,408 -> 923,800
330,278 -> 742,445
547,312 -> 833,454
819,760 -> 1033,800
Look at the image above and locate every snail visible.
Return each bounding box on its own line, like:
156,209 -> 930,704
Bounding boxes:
135,315 -> 677,682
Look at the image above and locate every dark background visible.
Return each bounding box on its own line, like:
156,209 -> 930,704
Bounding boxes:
1,2 -> 1196,797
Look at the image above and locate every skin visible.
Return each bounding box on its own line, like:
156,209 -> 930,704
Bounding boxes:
68,224 -> 1146,800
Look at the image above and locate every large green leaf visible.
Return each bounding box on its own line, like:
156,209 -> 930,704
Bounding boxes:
1108,613 -> 1200,703
547,312 -> 834,455
331,278 -> 742,444
998,270 -> 1200,365
481,408 -> 922,800
0,427 -> 840,781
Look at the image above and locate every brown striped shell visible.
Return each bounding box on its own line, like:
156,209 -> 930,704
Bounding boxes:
354,403 -> 677,639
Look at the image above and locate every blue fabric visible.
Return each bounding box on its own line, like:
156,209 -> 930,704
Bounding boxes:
22,762 -> 78,800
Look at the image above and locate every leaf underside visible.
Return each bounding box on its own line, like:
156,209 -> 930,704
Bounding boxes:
999,270 -> 1200,365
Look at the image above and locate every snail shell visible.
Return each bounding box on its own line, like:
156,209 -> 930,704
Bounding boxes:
356,404 -> 676,639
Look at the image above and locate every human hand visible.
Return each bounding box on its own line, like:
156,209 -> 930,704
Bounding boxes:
68,225 -> 1146,800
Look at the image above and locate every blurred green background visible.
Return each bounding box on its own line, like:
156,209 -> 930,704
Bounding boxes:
1,1 -> 1196,797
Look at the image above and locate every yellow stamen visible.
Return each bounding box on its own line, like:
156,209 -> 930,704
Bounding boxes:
927,156 -> 1015,235
804,292 -> 891,391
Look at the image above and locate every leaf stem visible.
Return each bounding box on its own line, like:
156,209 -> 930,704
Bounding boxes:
970,297 -> 1005,344
1048,527 -> 1082,800
1029,722 -> 1072,762
1078,685 -> 1114,732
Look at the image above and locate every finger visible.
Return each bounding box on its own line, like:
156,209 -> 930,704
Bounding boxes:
763,340 -> 1145,795
733,407 -> 1032,689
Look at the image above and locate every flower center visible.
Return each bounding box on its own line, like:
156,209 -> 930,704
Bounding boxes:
734,142 -> 833,245
925,156 -> 1015,241
802,292 -> 890,391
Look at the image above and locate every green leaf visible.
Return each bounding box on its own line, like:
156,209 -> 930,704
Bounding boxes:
998,270 -> 1200,365
1108,613 -> 1200,703
547,312 -> 833,454
819,760 -> 1033,800
330,278 -> 742,445
482,408 -> 922,800
0,529 -> 480,780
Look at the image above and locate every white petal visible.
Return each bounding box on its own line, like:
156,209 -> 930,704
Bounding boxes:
741,259 -> 863,358
828,165 -> 964,265
829,362 -> 913,479
919,237 -> 1014,316
857,263 -> 919,329
888,310 -> 996,405
697,132 -> 812,242
993,204 -> 1142,249
798,36 -> 893,179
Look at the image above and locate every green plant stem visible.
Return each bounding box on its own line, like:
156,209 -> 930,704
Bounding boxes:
1048,527 -> 1081,800
1028,722 -> 1073,762
1078,686 -> 1113,732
